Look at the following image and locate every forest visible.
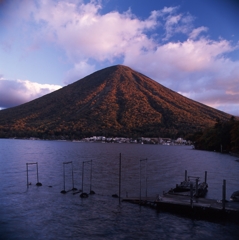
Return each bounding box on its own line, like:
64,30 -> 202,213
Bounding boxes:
192,117 -> 239,154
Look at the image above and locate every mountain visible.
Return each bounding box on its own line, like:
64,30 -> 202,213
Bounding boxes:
0,65 -> 233,139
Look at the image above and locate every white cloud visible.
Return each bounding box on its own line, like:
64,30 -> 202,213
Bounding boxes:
164,14 -> 182,40
189,26 -> 208,39
124,38 -> 236,80
162,9 -> 194,40
0,78 -> 62,108
123,37 -> 239,116
32,1 -> 159,63
160,6 -> 178,14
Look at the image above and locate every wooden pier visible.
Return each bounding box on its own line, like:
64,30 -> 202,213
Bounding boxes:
122,170 -> 239,223
122,194 -> 239,223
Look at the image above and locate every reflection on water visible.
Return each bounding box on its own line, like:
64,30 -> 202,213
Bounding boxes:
0,139 -> 239,239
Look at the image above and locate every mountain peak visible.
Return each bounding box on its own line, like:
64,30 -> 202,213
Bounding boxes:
0,65 -> 232,139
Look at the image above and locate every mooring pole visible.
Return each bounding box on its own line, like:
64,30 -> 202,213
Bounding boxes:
35,162 -> 42,186
63,163 -> 66,192
82,162 -> 84,193
195,178 -> 199,197
222,179 -> 226,210
90,160 -> 92,193
119,153 -> 122,204
26,163 -> 29,188
79,160 -> 94,195
36,162 -> 39,183
26,162 -> 42,187
190,182 -> 193,208
140,159 -> 142,203
204,171 -> 207,183
71,162 -> 74,189
61,161 -> 74,193
145,158 -> 148,198
140,158 -> 147,203
185,170 -> 187,182
71,162 -> 77,190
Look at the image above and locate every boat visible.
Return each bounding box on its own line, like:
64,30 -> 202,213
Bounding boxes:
168,176 -> 208,198
230,191 -> 239,202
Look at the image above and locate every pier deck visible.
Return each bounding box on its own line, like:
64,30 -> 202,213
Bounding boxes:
122,193 -> 239,223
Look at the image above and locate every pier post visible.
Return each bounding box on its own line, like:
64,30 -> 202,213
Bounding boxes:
60,163 -> 66,193
195,178 -> 199,197
185,170 -> 187,182
82,161 -> 84,193
63,163 -> 66,192
36,162 -> 42,186
90,160 -> 92,193
71,162 -> 77,191
140,159 -> 141,203
222,179 -> 226,210
36,162 -> 39,183
26,163 -> 29,188
204,171 -> 207,183
119,153 -> 122,204
26,162 -> 42,187
61,161 -> 75,193
190,182 -> 193,208
145,159 -> 147,198
80,160 -> 94,196
139,158 -> 148,204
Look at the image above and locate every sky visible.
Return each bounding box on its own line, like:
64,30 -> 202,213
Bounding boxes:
0,0 -> 239,116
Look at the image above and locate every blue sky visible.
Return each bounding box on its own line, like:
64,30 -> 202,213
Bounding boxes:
0,0 -> 239,116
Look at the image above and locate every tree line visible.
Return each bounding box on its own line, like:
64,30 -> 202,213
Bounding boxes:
191,117 -> 239,153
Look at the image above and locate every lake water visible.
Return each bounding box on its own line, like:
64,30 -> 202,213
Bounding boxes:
0,139 -> 239,239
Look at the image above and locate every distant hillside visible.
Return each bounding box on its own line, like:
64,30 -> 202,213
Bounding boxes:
0,65 -> 233,139
193,117 -> 239,153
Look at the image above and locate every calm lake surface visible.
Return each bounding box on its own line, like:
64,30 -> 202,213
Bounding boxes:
0,139 -> 239,239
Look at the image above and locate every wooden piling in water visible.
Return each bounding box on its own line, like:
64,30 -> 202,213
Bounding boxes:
81,161 -> 84,193
71,162 -> 77,191
190,182 -> 193,208
119,153 -> 121,204
81,160 -> 94,196
61,161 -> 76,193
26,163 -> 29,187
222,179 -> 226,210
139,158 -> 148,204
26,162 -> 42,187
90,160 -> 93,193
63,163 -> 66,193
195,178 -> 199,197
185,170 -> 187,181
